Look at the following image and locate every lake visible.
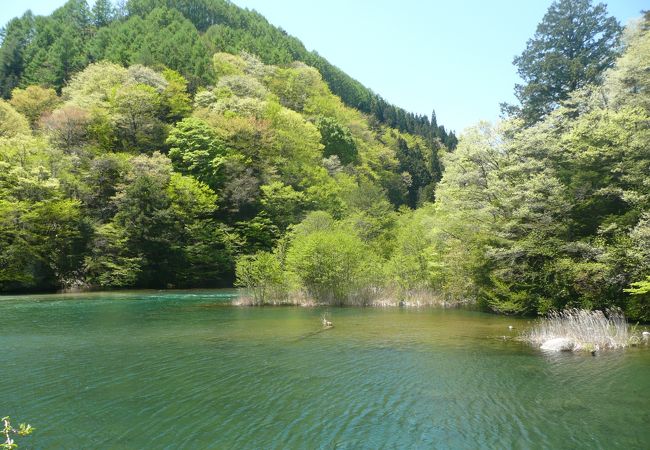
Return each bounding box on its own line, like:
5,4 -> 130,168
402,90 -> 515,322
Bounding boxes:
1,290 -> 648,449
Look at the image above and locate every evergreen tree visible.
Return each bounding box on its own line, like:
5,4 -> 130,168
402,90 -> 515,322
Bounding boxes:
509,0 -> 621,124
92,0 -> 116,27
0,13 -> 34,98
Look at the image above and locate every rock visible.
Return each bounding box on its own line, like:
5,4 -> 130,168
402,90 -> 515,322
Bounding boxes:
540,338 -> 575,352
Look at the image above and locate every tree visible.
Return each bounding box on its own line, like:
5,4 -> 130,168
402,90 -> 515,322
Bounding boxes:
260,181 -> 307,230
41,105 -> 91,150
110,83 -> 165,151
0,12 -> 35,98
19,0 -> 93,91
395,138 -> 432,208
286,226 -> 381,305
315,115 -> 357,165
62,61 -> 127,109
509,0 -> 621,124
167,172 -> 233,286
84,223 -> 142,288
81,153 -> 130,221
109,152 -> 230,288
235,251 -> 287,304
161,68 -> 192,120
0,100 -> 30,138
167,117 -> 227,188
92,0 -> 115,27
111,152 -> 178,287
605,17 -> 650,111
9,86 -> 59,128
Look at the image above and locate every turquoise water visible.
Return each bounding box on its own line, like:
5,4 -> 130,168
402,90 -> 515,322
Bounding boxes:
1,290 -> 648,449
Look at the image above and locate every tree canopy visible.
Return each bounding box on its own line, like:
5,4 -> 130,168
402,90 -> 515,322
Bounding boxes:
506,0 -> 622,124
0,0 -> 457,148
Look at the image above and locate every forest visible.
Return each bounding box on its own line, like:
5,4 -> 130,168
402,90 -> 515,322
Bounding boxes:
0,0 -> 648,321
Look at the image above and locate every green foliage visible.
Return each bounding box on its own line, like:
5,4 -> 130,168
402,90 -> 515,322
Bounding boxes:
235,251 -> 287,304
9,86 -> 59,128
426,23 -> 650,317
212,52 -> 245,79
167,117 -> 227,187
0,12 -> 35,97
0,1 -> 645,319
625,277 -> 650,322
62,61 -> 128,109
20,0 -> 93,90
111,83 -> 165,151
161,68 -> 192,120
267,64 -> 324,111
0,101 -> 30,138
0,195 -> 88,291
260,182 -> 307,230
91,6 -> 212,88
0,4 -> 446,295
606,18 -> 650,111
316,116 -> 357,165
508,0 -> 622,124
0,0 -> 455,146
92,0 -> 115,27
84,223 -> 142,288
285,223 -> 381,305
394,137 -> 433,207
625,277 -> 650,294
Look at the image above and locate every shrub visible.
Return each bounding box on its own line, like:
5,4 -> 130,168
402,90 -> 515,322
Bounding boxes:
235,252 -> 287,305
286,229 -> 381,305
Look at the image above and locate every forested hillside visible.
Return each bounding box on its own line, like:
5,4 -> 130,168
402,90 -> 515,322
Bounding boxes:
0,0 -> 648,322
0,0 -> 457,148
0,36 -> 443,294
234,6 -> 650,321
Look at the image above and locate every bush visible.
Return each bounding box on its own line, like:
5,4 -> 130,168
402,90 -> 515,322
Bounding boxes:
286,228 -> 381,305
235,252 -> 287,305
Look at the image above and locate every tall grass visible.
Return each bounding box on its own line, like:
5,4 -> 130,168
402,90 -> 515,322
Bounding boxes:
233,287 -> 470,307
524,309 -> 632,351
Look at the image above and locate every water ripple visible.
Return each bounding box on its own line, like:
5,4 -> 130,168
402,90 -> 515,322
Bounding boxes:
1,292 -> 648,449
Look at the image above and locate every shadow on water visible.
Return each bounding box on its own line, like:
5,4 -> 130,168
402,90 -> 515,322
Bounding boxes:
295,326 -> 334,341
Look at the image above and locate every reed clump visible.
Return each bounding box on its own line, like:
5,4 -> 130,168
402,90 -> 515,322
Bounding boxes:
523,308 -> 636,352
233,287 -> 471,308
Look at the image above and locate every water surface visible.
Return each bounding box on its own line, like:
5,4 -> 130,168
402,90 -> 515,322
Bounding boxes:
1,290 -> 648,449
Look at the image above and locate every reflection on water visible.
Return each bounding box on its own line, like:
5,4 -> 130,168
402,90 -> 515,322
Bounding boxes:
1,290 -> 649,449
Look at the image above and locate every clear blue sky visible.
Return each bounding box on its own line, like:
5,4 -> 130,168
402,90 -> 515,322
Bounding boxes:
1,1 -> 646,133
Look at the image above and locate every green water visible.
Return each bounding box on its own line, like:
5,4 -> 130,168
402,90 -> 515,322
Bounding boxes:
1,291 -> 648,449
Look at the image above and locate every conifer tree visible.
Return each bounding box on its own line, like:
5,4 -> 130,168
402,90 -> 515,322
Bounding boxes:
509,0 -> 621,124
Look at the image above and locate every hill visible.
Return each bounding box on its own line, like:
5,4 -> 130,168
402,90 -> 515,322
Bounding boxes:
0,1 -> 446,293
0,0 -> 457,148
